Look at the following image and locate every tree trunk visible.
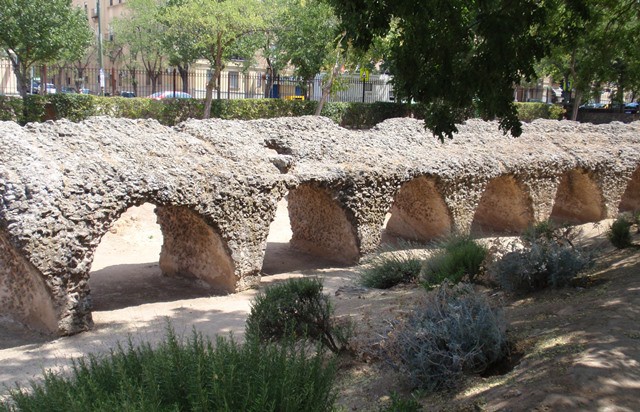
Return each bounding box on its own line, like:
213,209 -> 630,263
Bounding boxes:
571,90 -> 583,121
203,75 -> 216,119
8,54 -> 29,98
178,64 -> 189,93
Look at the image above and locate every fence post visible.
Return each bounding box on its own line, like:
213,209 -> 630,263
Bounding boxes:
173,68 -> 177,97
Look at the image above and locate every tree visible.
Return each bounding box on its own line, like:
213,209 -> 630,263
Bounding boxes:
112,0 -> 167,95
163,0 -> 265,118
0,0 -> 92,98
277,0 -> 340,99
538,0 -> 640,119
328,0 -> 589,140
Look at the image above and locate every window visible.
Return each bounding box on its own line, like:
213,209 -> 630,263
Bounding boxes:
364,83 -> 373,92
229,71 -> 239,90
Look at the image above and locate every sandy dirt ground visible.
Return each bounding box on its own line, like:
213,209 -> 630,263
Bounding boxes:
1,201 -> 639,411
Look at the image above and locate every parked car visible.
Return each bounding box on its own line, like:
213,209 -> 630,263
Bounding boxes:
30,82 -> 56,94
119,91 -> 136,98
579,102 -> 605,109
148,91 -> 192,100
624,102 -> 639,114
60,86 -> 77,94
78,88 -> 92,95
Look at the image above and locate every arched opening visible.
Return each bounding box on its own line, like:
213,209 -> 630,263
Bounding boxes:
385,176 -> 452,242
89,203 -> 235,312
287,184 -> 359,264
471,175 -> 534,236
619,165 -> 640,213
550,169 -> 606,224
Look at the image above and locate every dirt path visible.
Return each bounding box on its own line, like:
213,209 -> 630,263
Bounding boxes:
1,203 -> 639,411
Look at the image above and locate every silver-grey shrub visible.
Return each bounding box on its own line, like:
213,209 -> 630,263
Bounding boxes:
384,283 -> 507,391
490,237 -> 593,292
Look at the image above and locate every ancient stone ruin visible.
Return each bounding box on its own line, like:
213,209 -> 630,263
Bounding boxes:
1,116 -> 639,336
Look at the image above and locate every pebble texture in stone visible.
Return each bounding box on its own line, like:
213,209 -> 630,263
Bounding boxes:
1,116 -> 639,336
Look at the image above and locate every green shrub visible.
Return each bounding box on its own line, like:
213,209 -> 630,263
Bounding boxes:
421,235 -> 487,288
607,217 -> 633,249
1,327 -> 336,412
385,283 -> 507,391
245,278 -> 350,353
0,96 -> 23,122
359,249 -> 423,289
21,95 -> 48,123
515,102 -> 564,122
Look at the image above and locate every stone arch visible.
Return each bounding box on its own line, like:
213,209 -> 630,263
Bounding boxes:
550,169 -> 606,224
471,175 -> 535,236
287,183 -> 359,264
0,233 -> 58,334
619,165 -> 640,213
386,176 -> 452,242
89,201 -> 236,294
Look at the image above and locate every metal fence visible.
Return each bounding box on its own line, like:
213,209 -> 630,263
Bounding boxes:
0,61 -> 395,103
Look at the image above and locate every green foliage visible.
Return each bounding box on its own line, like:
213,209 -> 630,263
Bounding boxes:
0,0 -> 92,97
329,0 -> 563,140
0,327 -> 337,412
538,1 -> 640,119
385,283 -> 507,391
0,96 -> 571,127
162,0 -> 266,117
21,95 -> 48,124
607,217 -> 633,249
359,249 -> 423,289
515,103 -> 565,122
422,235 -> 488,288
245,278 -> 350,353
112,0 -> 167,94
490,225 -> 594,293
48,94 -> 98,122
0,95 -> 23,122
276,0 -> 340,83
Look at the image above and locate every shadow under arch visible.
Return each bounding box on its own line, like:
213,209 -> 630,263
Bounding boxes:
385,176 -> 452,242
471,175 -> 534,236
550,168 -> 606,224
619,165 -> 640,213
287,183 -> 360,264
90,202 -> 233,312
88,200 -> 237,304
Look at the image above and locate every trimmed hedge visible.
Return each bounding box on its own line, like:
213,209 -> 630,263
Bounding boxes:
0,95 -> 565,128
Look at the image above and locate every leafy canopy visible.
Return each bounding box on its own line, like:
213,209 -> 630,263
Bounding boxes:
328,0 -> 584,141
0,0 -> 91,96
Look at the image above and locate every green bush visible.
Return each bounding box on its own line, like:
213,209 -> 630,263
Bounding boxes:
359,248 -> 423,289
0,96 -> 562,127
0,327 -> 337,412
607,217 -> 633,249
245,278 -> 350,353
385,283 -> 507,391
0,96 -> 23,122
421,235 -> 488,288
515,102 -> 564,122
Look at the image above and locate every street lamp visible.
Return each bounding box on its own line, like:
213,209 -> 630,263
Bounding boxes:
92,0 -> 105,96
